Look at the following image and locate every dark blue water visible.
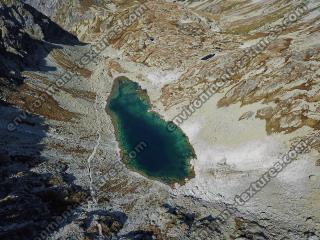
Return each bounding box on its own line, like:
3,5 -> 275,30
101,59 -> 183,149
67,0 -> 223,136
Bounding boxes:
106,77 -> 195,184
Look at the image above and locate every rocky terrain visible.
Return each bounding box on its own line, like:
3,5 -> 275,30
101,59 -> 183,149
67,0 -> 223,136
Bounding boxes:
0,0 -> 319,239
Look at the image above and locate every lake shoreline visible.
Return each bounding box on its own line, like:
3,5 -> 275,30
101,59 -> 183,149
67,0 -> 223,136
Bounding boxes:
106,76 -> 196,186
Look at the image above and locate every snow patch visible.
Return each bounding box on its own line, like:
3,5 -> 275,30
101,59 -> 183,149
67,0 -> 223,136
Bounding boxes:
146,69 -> 183,87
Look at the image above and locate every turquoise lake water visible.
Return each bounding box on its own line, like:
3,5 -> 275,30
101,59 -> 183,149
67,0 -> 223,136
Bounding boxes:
106,77 -> 195,184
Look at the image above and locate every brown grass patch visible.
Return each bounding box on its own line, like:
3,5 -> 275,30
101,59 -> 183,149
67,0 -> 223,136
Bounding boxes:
50,49 -> 92,78
78,0 -> 95,12
7,83 -> 78,122
60,86 -> 96,101
226,5 -> 293,34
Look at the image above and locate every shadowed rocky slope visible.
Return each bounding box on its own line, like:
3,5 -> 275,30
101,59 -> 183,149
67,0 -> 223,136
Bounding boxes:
0,1 -> 88,239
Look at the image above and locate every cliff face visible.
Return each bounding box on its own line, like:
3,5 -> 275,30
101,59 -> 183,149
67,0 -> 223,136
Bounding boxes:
0,0 -> 80,90
0,1 -> 89,239
1,0 -> 320,239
